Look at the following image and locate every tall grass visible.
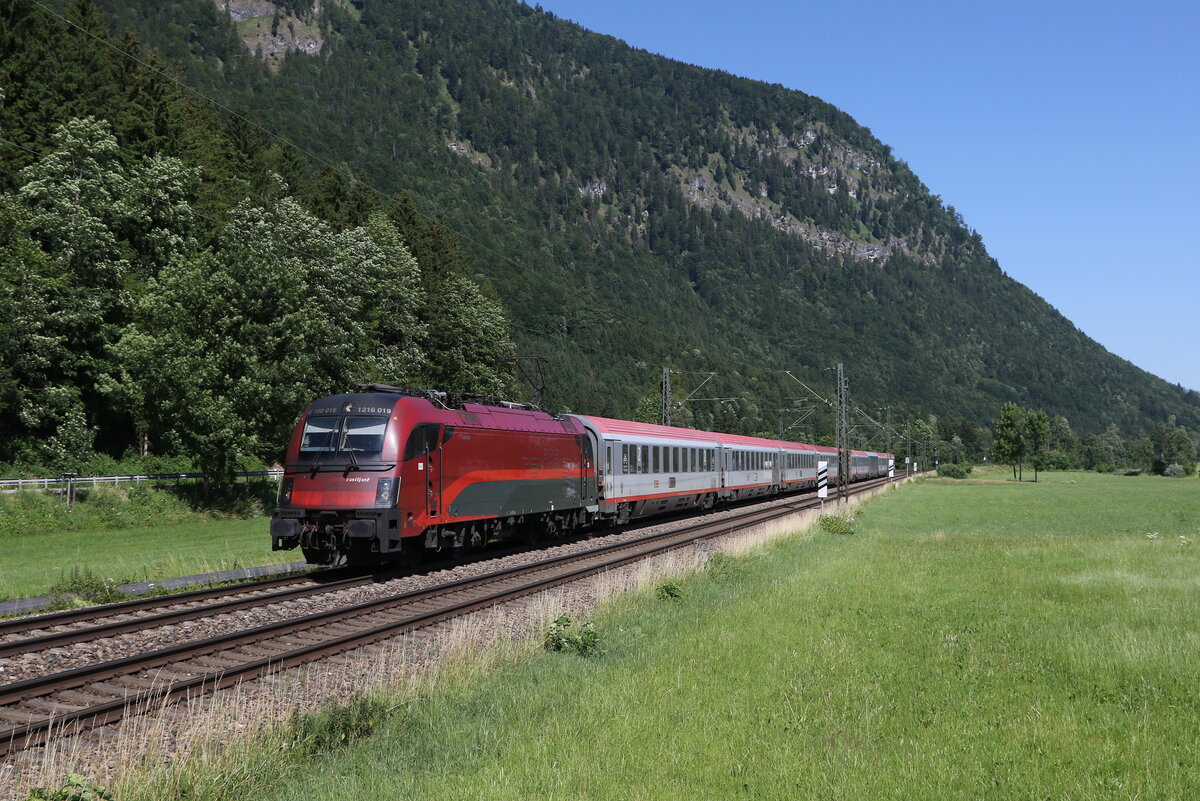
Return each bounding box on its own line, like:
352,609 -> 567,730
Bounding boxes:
0,481 -> 276,537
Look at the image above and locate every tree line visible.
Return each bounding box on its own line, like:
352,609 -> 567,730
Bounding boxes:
987,402 -> 1196,481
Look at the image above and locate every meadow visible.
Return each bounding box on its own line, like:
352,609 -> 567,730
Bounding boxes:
0,485 -> 276,601
99,468 -> 1199,801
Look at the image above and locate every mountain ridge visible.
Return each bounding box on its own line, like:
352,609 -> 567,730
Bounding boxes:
15,0 -> 1200,439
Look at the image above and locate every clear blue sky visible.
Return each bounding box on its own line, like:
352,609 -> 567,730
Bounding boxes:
537,0 -> 1200,392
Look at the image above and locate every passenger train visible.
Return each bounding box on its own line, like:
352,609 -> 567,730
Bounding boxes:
270,385 -> 893,566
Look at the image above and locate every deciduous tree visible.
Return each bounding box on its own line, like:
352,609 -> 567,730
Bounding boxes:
1025,409 -> 1050,481
991,402 -> 1026,481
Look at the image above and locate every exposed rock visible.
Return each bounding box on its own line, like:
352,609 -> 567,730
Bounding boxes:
578,180 -> 607,199
216,0 -> 324,69
446,139 -> 494,169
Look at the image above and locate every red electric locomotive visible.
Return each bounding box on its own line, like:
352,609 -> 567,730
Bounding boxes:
270,386 -> 597,565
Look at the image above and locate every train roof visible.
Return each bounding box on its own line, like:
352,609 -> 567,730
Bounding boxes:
308,393 -> 584,436
570,415 -> 722,444
573,415 -> 837,453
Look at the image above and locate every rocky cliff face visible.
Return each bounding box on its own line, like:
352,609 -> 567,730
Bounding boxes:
215,0 -> 323,69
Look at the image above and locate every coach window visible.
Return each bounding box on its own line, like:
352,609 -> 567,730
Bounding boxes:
640,445 -> 648,474
652,447 -> 659,473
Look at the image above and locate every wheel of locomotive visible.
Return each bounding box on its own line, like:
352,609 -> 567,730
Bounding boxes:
391,538 -> 421,569
543,515 -> 563,541
449,525 -> 484,563
517,517 -> 542,546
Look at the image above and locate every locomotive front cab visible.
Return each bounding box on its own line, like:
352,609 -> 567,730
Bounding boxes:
271,393 -> 409,565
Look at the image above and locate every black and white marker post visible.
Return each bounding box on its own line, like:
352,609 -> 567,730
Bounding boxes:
817,460 -> 829,509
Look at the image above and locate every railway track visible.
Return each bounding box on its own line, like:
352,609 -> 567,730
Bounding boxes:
0,474 -> 904,757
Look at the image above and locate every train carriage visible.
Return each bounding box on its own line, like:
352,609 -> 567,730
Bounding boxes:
567,415 -> 722,523
778,440 -> 822,489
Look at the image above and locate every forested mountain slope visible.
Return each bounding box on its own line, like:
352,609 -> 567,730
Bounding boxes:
8,0 -> 1199,449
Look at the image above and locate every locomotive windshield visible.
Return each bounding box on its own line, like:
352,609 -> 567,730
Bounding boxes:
299,415 -> 389,456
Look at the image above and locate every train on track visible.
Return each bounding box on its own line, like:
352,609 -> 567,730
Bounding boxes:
270,385 -> 894,566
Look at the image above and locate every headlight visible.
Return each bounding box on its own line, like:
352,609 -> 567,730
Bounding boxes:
375,477 -> 398,507
279,478 -> 294,505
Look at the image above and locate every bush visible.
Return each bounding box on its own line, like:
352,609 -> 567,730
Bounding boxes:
543,615 -> 604,656
288,696 -> 391,754
48,566 -> 130,605
819,515 -> 855,535
1043,450 -> 1072,470
937,463 -> 971,479
26,774 -> 113,801
1164,463 -> 1186,478
655,580 -> 683,602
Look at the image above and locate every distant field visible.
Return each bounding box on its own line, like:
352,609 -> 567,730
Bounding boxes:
171,469 -> 1198,801
0,518 -> 273,602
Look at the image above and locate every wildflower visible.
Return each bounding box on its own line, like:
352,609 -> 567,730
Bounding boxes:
1146,532 -> 1159,541
1180,536 -> 1192,546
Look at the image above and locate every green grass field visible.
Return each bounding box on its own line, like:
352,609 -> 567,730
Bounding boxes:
205,469 -> 1194,801
0,518 -> 274,602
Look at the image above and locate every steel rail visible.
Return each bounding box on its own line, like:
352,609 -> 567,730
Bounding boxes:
0,475 -> 876,653
0,474 -> 904,756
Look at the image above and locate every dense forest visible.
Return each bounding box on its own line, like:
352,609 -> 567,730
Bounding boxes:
0,0 -> 515,479
2,0 -> 1197,480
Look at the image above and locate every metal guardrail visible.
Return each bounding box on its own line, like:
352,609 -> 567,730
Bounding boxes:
0,470 -> 283,492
